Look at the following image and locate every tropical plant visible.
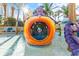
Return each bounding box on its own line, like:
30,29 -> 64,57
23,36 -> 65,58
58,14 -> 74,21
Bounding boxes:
0,15 -> 2,24
4,17 -> 16,26
43,3 -> 54,16
55,10 -> 62,19
61,6 -> 68,17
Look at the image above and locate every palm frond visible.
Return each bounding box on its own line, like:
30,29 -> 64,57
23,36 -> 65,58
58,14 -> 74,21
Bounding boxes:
61,6 -> 68,16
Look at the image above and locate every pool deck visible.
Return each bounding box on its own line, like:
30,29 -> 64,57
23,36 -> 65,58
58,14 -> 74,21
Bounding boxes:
0,31 -> 71,56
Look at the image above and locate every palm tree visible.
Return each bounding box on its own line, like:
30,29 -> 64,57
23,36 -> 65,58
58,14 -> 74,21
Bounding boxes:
55,10 -> 62,21
43,3 -> 54,16
0,4 -> 3,25
61,5 -> 68,17
0,15 -> 2,24
11,3 -> 15,17
3,3 -> 7,18
15,3 -> 25,34
15,3 -> 21,34
2,3 -> 8,26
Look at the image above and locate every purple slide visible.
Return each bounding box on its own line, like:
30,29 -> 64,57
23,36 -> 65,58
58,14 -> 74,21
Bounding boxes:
64,21 -> 79,56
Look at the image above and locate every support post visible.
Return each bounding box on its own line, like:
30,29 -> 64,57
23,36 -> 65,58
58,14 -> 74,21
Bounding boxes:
68,3 -> 76,22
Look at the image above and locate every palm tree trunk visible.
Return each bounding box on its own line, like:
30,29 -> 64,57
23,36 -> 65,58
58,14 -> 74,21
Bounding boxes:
11,3 -> 15,17
3,3 -> 7,18
16,9 -> 20,34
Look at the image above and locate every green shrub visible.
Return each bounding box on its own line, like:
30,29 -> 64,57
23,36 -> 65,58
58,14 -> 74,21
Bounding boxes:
4,17 -> 16,26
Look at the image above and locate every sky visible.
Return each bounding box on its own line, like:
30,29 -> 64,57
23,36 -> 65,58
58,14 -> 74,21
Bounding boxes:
26,3 -> 42,11
9,3 -> 42,21
0,3 -> 79,21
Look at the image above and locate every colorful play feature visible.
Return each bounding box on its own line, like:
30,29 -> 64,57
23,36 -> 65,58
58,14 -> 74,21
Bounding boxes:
24,16 -> 55,46
64,3 -> 79,56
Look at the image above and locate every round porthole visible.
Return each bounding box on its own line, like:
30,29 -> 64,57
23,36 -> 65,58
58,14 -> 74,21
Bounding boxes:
24,16 -> 55,46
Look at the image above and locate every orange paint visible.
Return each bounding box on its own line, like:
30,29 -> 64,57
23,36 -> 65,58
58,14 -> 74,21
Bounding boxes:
24,16 -> 55,46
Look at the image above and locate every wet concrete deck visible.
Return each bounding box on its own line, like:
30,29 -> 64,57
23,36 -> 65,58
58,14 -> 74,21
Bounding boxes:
0,31 -> 71,56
